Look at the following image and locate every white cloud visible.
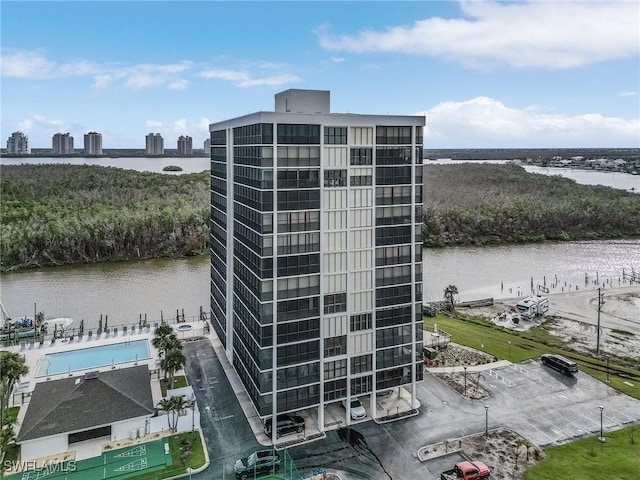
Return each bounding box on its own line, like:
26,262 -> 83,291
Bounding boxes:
1,49 -> 194,90
417,97 -> 640,148
620,91 -> 638,97
317,1 -> 639,69
199,68 -> 300,88
195,117 -> 212,133
145,120 -> 163,129
172,119 -> 187,134
99,62 -> 193,90
1,49 -> 101,78
17,113 -> 65,131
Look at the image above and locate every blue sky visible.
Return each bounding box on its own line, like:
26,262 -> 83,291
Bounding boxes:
2,0 -> 639,149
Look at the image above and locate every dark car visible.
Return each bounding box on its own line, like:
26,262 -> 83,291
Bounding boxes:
541,353 -> 578,375
264,413 -> 305,438
234,450 -> 281,479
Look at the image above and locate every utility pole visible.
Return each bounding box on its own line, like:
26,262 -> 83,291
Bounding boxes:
596,288 -> 604,356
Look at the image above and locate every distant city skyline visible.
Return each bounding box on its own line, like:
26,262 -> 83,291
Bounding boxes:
1,1 -> 638,149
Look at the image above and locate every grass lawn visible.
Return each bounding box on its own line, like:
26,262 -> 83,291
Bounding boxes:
426,313 -> 640,400
128,431 -> 206,480
524,425 -> 640,480
159,375 -> 188,397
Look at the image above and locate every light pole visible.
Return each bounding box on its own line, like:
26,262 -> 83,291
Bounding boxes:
190,393 -> 196,432
508,340 -> 511,359
484,405 -> 489,436
598,405 -> 605,443
605,355 -> 610,383
463,366 -> 468,396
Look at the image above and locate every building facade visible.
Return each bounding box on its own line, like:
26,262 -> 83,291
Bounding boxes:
177,135 -> 193,155
84,131 -> 103,155
146,133 -> 164,155
209,89 -> 424,431
6,131 -> 30,154
52,132 -> 74,155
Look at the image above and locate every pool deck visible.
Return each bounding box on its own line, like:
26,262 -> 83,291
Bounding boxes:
5,321 -> 209,462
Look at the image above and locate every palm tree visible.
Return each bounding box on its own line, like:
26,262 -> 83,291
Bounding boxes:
161,348 -> 186,385
169,395 -> 190,432
443,284 -> 459,312
157,398 -> 174,432
0,352 -> 28,465
152,325 -> 179,358
0,352 -> 28,415
157,395 -> 189,433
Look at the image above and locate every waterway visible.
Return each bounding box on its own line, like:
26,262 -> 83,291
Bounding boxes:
1,240 -> 637,330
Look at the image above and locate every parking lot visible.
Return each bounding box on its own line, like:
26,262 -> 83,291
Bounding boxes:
185,336 -> 640,480
483,359 -> 639,447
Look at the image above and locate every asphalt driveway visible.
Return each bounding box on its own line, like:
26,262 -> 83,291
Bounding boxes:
184,338 -> 640,480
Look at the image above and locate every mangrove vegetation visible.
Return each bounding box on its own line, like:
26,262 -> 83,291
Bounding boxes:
1,162 -> 639,271
423,163 -> 640,247
1,164 -> 209,271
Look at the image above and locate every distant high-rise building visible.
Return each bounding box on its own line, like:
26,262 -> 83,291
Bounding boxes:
6,131 -> 30,154
204,138 -> 211,155
145,133 -> 164,155
209,89 -> 425,428
52,133 -> 74,155
177,135 -> 193,155
84,132 -> 103,155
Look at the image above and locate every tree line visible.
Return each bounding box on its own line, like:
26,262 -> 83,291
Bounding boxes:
1,164 -> 209,271
1,163 -> 638,271
422,163 -> 640,246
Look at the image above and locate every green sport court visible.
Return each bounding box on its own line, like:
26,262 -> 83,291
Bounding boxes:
6,439 -> 171,480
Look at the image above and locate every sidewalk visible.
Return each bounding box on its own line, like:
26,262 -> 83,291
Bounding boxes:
424,359 -> 512,374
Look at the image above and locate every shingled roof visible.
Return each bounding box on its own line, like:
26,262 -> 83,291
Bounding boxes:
17,365 -> 154,442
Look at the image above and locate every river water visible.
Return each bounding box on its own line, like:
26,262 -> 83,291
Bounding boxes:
1,240 -> 638,330
1,157 -> 638,328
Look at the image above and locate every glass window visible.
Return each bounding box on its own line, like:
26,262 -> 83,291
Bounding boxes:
324,293 -> 347,314
324,336 -> 347,357
324,126 -> 347,145
350,148 -> 373,166
277,124 -> 321,144
324,359 -> 347,379
351,354 -> 372,374
350,313 -> 372,331
324,169 -> 347,187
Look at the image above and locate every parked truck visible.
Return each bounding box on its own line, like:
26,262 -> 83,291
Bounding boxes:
440,460 -> 491,480
515,295 -> 549,320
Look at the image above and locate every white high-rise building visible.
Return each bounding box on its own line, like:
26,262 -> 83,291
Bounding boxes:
177,135 -> 192,155
145,133 -> 164,155
6,131 -> 30,154
52,133 -> 74,155
84,132 -> 103,155
209,89 -> 425,433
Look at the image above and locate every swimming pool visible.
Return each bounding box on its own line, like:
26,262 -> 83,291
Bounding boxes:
37,339 -> 150,377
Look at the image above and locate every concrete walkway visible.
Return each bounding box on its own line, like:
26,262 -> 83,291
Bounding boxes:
425,359 -> 512,374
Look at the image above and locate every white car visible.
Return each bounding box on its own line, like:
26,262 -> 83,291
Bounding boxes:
342,398 -> 366,420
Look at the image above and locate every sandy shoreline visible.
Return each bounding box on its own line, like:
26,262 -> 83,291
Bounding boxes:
459,285 -> 640,357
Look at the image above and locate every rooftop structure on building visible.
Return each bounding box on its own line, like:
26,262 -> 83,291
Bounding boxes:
6,131 -> 31,155
209,89 -> 425,435
146,133 -> 164,155
84,131 -> 103,155
52,132 -> 74,155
